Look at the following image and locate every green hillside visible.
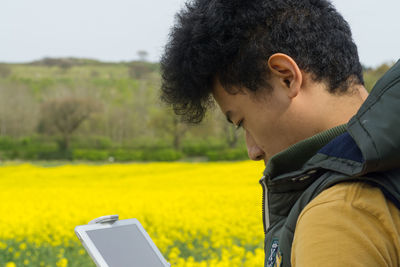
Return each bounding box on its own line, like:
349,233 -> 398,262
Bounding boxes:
0,58 -> 246,162
0,58 -> 393,162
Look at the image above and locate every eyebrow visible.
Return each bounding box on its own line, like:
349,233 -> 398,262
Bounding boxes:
225,111 -> 233,124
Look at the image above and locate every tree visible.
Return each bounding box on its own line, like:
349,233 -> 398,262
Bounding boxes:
223,123 -> 240,148
137,50 -> 149,62
128,62 -> 153,79
148,107 -> 188,150
39,96 -> 101,151
212,111 -> 244,148
0,64 -> 11,78
363,62 -> 395,91
0,84 -> 38,137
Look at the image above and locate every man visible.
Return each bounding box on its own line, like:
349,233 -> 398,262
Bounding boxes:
160,0 -> 400,266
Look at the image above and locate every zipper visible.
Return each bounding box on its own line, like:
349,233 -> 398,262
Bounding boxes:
259,175 -> 268,236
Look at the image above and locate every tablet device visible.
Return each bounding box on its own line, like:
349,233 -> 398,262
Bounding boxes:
75,215 -> 170,267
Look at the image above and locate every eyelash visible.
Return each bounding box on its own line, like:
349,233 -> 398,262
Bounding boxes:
236,120 -> 243,130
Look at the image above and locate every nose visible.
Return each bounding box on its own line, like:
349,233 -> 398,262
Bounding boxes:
245,130 -> 265,161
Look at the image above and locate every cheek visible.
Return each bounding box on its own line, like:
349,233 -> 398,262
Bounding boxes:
247,114 -> 293,154
245,122 -> 270,151
243,94 -> 291,151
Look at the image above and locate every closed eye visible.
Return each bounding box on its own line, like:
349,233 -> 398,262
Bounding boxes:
236,119 -> 243,130
225,111 -> 243,130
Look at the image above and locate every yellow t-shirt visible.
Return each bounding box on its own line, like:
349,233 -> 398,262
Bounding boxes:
291,182 -> 400,267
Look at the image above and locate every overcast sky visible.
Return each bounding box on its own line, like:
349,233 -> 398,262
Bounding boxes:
1,0 -> 399,67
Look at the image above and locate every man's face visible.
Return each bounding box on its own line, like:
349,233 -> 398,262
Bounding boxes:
212,78 -> 313,165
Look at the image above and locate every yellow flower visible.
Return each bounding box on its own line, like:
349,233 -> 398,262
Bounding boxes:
5,262 -> 16,267
19,243 -> 27,250
0,241 -> 7,249
0,161 -> 265,266
13,251 -> 20,259
56,258 -> 68,267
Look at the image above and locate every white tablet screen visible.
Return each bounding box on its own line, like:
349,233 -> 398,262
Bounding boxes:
86,224 -> 166,267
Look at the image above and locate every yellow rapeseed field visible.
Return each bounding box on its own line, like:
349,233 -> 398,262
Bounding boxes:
0,161 -> 265,266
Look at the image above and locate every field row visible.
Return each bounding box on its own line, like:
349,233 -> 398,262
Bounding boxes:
0,161 -> 265,266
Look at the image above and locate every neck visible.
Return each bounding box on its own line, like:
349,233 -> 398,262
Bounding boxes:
319,84 -> 369,131
294,81 -> 369,137
279,80 -> 369,157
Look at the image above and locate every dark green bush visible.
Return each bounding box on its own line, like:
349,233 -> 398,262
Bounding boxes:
182,143 -> 221,156
0,150 -> 18,160
72,149 -> 109,161
0,138 -> 62,160
0,136 -> 16,150
125,138 -> 171,150
37,149 -> 73,160
0,135 -> 247,162
72,136 -> 113,149
182,139 -> 228,157
142,149 -> 183,161
110,149 -> 143,161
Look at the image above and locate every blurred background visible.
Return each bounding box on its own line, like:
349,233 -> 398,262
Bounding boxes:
0,1 -> 399,266
0,0 -> 399,163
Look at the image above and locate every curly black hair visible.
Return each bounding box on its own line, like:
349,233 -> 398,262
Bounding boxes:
160,0 -> 364,123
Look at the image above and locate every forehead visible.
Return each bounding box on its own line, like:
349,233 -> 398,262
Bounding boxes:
211,78 -> 267,111
212,79 -> 231,102
211,79 -> 240,112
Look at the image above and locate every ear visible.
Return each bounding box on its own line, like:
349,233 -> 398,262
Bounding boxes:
267,53 -> 303,98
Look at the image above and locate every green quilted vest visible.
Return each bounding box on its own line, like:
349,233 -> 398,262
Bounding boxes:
262,60 -> 400,267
